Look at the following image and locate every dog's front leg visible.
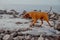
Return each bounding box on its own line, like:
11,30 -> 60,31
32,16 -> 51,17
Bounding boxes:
30,19 -> 37,27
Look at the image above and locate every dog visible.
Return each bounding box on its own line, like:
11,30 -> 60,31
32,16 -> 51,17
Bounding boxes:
22,11 -> 52,27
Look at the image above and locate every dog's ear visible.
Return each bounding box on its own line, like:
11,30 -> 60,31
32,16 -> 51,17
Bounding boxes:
22,13 -> 30,18
25,13 -> 29,17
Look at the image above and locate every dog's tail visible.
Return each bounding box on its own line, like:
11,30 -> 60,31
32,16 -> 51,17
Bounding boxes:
47,6 -> 52,14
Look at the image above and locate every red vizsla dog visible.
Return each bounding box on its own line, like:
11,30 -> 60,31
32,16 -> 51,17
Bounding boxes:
22,11 -> 52,27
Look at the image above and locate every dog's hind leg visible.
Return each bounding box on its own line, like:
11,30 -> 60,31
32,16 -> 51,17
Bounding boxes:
40,19 -> 43,26
45,19 -> 52,27
44,16 -> 52,27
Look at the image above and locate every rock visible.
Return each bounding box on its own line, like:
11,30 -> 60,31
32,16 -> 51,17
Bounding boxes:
24,22 -> 29,24
53,16 -> 58,20
54,23 -> 60,31
17,32 -> 24,36
42,34 -> 60,40
19,28 -> 32,31
11,32 -> 18,37
3,34 -> 13,40
5,30 -> 11,34
38,37 -> 43,40
38,34 -> 44,40
17,36 -> 25,40
13,37 -> 19,40
58,16 -> 60,21
15,22 -> 22,24
0,29 -> 5,33
0,33 -> 5,37
0,34 -> 3,40
25,35 -> 31,40
19,10 -> 27,16
49,13 -> 59,20
34,37 -> 39,40
50,14 -> 55,19
31,37 -> 35,40
0,10 -> 7,14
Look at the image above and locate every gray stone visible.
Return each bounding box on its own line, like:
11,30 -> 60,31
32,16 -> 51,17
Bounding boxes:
11,32 -> 18,37
54,23 -> 60,31
0,29 -> 5,33
0,34 -> 3,40
15,22 -> 22,24
25,35 -> 31,40
13,37 -> 19,40
17,36 -> 25,40
17,32 -> 24,36
31,37 -> 34,40
3,34 -> 13,40
5,30 -> 11,34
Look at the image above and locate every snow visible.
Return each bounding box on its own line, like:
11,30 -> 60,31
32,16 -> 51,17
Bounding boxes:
0,14 -> 60,35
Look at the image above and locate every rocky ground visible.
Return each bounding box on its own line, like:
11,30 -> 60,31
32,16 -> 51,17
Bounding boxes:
0,10 -> 60,40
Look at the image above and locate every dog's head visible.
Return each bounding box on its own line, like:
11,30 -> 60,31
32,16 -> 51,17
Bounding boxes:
22,13 -> 31,19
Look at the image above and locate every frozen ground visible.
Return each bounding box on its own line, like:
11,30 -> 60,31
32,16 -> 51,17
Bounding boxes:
0,14 -> 60,35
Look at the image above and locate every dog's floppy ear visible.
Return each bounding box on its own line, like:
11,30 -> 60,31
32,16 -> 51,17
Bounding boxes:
22,13 -> 30,18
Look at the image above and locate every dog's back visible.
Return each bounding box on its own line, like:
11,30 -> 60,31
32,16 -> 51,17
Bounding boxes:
28,11 -> 48,20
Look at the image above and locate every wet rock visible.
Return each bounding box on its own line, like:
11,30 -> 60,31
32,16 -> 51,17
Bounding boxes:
3,34 -> 13,40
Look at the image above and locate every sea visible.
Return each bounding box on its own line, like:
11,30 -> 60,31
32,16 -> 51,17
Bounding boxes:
0,4 -> 60,13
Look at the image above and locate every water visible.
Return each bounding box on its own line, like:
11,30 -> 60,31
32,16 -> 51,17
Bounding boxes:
0,4 -> 60,13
